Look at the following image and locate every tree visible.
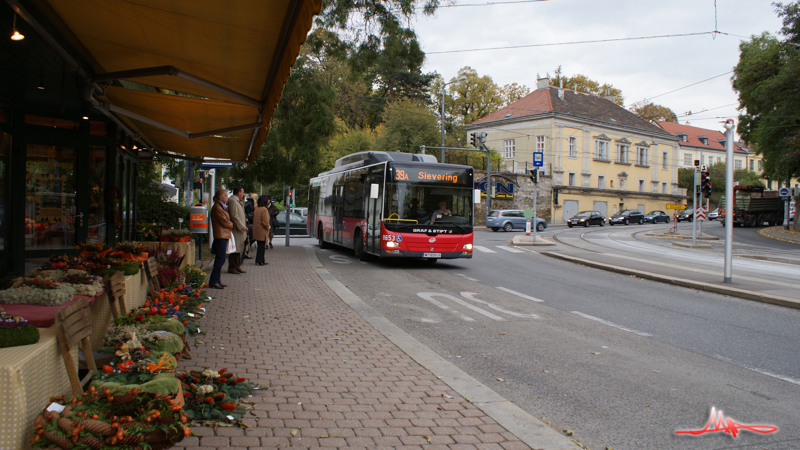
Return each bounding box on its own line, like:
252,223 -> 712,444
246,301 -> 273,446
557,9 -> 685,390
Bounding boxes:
550,66 -> 624,105
321,121 -> 378,169
733,2 -> 800,181
500,83 -> 531,106
448,67 -> 503,126
734,168 -> 766,188
375,99 -> 439,154
633,102 -> 678,123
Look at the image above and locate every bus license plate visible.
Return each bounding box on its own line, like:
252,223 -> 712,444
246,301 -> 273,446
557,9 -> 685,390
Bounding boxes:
423,252 -> 441,258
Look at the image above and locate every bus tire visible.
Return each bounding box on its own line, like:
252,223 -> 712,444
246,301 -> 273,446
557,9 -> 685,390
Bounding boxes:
354,230 -> 367,261
318,224 -> 329,249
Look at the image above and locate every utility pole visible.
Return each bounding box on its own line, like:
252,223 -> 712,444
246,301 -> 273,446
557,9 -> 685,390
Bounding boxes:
724,119 -> 735,283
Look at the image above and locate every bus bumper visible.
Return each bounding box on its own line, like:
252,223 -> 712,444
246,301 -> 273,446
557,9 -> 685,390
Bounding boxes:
380,250 -> 473,259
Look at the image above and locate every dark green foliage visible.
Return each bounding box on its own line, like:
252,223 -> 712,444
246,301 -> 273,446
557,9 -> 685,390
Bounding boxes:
0,325 -> 39,348
733,2 -> 800,180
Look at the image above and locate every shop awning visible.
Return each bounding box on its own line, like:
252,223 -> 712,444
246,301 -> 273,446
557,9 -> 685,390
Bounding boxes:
41,0 -> 321,163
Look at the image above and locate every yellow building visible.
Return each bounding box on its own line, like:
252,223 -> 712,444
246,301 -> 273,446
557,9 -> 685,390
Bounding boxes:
465,77 -> 687,222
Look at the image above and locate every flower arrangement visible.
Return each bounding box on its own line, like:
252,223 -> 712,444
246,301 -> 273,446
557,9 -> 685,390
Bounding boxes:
75,243 -> 111,257
180,265 -> 207,289
160,229 -> 193,243
31,268 -> 88,282
61,273 -> 104,297
31,387 -> 189,449
0,277 -> 76,306
178,368 -> 260,422
114,241 -> 147,256
0,308 -> 40,348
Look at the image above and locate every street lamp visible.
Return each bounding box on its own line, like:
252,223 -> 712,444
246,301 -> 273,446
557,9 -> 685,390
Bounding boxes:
440,76 -> 467,163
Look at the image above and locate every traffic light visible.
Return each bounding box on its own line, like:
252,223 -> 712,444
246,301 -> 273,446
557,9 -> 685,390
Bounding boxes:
469,133 -> 476,147
529,169 -> 539,184
701,170 -> 711,197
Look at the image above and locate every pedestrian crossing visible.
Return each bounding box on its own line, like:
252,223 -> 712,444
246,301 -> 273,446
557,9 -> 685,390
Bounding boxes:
473,245 -> 524,254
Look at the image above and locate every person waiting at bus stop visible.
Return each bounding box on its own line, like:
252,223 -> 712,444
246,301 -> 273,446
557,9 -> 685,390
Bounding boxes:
429,201 -> 451,224
209,188 -> 233,289
253,196 -> 271,265
226,186 -> 248,274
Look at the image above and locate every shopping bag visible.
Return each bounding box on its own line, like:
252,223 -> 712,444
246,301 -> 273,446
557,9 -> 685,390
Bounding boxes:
226,234 -> 236,254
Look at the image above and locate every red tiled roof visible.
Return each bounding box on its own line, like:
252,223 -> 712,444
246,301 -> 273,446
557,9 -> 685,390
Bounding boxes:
469,87 -> 669,136
655,121 -> 749,155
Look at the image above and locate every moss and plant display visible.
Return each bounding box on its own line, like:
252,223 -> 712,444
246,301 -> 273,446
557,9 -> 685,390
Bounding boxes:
152,250 -> 183,288
89,258 -> 140,277
160,229 -> 192,243
178,369 -> 261,423
98,325 -> 184,359
30,386 -> 189,449
75,243 -> 112,258
136,222 -> 161,242
60,273 -> 104,297
179,266 -> 207,289
0,277 -> 76,306
0,308 -> 40,348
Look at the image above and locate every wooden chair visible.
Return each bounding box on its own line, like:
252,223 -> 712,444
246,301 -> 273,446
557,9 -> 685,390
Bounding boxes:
56,299 -> 96,395
104,271 -> 127,318
143,256 -> 161,293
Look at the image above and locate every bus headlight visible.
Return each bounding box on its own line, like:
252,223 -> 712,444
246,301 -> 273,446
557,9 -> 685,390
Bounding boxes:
385,241 -> 399,248
462,244 -> 473,251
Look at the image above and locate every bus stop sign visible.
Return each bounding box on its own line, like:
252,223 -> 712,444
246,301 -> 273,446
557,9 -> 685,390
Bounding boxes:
533,152 -> 544,167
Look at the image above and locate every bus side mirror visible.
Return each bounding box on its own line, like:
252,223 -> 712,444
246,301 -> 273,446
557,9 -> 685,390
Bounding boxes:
370,183 -> 379,199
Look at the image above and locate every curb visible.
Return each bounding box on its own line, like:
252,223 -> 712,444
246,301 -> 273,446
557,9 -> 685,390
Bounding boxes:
511,235 -> 557,246
644,233 -> 719,240
305,246 -> 580,450
540,251 -> 800,310
758,227 -> 800,245
734,254 -> 800,266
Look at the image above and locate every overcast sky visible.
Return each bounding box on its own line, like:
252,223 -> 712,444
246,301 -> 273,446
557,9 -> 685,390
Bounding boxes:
412,0 -> 784,133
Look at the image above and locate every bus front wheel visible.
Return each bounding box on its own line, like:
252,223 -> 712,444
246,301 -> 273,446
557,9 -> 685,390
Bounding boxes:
318,225 -> 329,249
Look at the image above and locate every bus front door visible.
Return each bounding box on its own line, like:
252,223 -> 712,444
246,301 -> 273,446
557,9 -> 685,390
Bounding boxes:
364,171 -> 383,255
333,184 -> 344,244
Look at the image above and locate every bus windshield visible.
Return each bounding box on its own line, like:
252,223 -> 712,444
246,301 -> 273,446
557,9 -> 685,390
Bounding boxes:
383,182 -> 473,233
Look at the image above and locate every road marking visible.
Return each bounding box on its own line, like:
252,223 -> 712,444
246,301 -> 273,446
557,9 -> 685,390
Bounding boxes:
416,293 -> 475,322
496,246 -> 524,253
461,292 -> 538,319
473,245 -> 496,253
495,287 -> 544,303
714,354 -> 800,386
457,274 -> 480,282
418,292 -> 502,321
329,255 -> 352,264
570,311 -> 652,337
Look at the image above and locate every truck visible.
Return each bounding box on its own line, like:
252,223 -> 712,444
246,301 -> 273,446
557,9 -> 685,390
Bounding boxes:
719,186 -> 784,227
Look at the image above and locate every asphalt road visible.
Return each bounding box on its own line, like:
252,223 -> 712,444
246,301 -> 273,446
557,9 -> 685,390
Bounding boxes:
298,230 -> 800,450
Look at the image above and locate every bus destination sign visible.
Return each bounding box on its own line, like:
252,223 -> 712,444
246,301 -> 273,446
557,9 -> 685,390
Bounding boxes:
392,167 -> 471,185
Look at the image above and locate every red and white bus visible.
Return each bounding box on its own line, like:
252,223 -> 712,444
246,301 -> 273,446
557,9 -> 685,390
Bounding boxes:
308,151 -> 475,261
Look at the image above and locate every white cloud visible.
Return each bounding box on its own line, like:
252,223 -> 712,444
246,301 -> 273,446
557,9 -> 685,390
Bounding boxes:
413,0 -> 783,131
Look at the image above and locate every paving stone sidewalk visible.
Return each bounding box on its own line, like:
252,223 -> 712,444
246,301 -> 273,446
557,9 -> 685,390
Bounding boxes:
179,246 -> 533,449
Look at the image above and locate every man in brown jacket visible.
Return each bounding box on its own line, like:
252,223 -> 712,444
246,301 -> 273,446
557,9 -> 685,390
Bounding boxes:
209,188 -> 234,289
226,186 -> 248,274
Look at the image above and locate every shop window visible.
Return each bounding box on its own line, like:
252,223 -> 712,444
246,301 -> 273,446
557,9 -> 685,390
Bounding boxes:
25,145 -> 77,250
24,114 -> 79,130
87,146 -> 106,245
0,132 -> 8,250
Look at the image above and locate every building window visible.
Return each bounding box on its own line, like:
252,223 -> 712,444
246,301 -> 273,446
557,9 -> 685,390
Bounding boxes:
735,159 -> 742,170
662,182 -> 667,194
568,137 -> 577,158
595,140 -> 609,160
620,179 -> 626,190
568,172 -> 576,186
638,179 -> 645,192
717,157 -> 721,164
536,136 -> 545,153
749,159 -> 754,171
662,151 -> 668,170
683,153 -> 692,166
598,175 -> 605,189
636,147 -> 648,166
503,139 -> 515,158
616,145 -> 629,163
758,160 -> 763,172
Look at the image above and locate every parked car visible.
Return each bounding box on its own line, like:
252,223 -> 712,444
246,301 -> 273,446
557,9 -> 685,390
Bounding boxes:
608,210 -> 645,225
290,207 -> 308,218
273,211 -> 307,236
676,208 -> 694,222
707,208 -> 720,220
645,210 -> 671,223
567,211 -> 605,228
486,210 -> 547,232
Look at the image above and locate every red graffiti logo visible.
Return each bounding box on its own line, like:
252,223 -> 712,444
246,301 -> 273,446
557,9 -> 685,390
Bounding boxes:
676,407 -> 778,438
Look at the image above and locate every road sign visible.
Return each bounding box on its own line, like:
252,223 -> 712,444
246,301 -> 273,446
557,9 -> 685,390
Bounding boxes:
666,204 -> 686,209
695,206 -> 706,221
779,187 -> 790,198
533,152 -> 544,167
523,208 -> 534,219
